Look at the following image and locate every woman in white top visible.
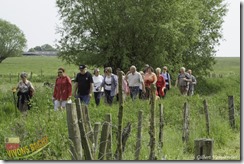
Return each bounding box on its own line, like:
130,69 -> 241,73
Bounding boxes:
92,68 -> 104,106
16,72 -> 35,116
100,67 -> 118,105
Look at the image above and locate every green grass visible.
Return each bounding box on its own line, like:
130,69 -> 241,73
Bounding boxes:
0,56 -> 240,160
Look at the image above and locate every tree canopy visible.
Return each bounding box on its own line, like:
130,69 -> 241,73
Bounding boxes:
0,19 -> 26,63
56,0 -> 227,76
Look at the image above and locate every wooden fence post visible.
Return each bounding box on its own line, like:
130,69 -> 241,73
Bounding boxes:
194,139 -> 214,160
182,102 -> 190,144
75,98 -> 93,160
82,105 -> 95,144
228,96 -> 235,128
94,122 -> 101,157
203,100 -> 210,136
159,104 -> 164,149
135,110 -> 143,160
98,122 -> 110,160
66,103 -> 83,160
149,83 -> 156,160
105,113 -> 112,160
116,71 -> 124,160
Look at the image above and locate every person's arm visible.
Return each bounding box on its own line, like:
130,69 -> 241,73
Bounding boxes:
89,83 -> 93,97
73,82 -> 78,97
152,73 -> 157,84
168,74 -> 172,88
67,77 -> 72,99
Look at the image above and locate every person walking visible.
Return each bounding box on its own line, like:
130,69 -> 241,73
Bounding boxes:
125,65 -> 145,100
161,66 -> 171,98
92,68 -> 104,106
175,67 -> 192,96
155,68 -> 166,98
73,65 -> 94,105
144,66 -> 157,99
53,68 -> 72,111
16,72 -> 35,116
187,69 -> 197,96
100,67 -> 118,105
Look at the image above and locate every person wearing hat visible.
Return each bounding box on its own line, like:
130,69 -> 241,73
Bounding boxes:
73,65 -> 94,105
92,68 -> 104,106
161,66 -> 171,98
16,72 -> 35,116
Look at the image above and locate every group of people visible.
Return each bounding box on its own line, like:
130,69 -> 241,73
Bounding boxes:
15,64 -> 197,113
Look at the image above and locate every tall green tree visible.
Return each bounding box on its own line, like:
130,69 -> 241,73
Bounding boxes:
0,19 -> 26,63
56,0 -> 226,75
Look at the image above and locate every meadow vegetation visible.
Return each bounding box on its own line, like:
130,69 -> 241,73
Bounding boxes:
0,56 -> 240,160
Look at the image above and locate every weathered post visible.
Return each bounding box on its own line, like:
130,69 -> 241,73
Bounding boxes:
82,105 -> 95,144
228,96 -> 235,128
135,110 -> 143,160
159,103 -> 164,149
116,71 -> 124,160
94,122 -> 101,157
75,98 -> 93,160
98,122 -> 110,160
203,100 -> 210,136
182,102 -> 190,144
105,113 -> 112,160
148,83 -> 156,160
194,139 -> 214,160
66,103 -> 83,160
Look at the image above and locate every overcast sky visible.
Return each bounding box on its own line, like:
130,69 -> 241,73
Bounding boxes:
0,0 -> 241,57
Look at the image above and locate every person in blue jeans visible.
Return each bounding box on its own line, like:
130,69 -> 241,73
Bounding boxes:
73,65 -> 94,105
99,67 -> 118,106
125,65 -> 145,100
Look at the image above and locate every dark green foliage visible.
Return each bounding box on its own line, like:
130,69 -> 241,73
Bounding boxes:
56,0 -> 227,75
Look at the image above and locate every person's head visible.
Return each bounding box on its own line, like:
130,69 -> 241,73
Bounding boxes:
155,67 -> 161,75
162,66 -> 168,73
146,66 -> 154,73
79,64 -> 87,74
20,72 -> 28,82
130,65 -> 136,74
187,69 -> 192,75
58,67 -> 65,77
105,67 -> 112,76
180,67 -> 186,73
94,68 -> 100,76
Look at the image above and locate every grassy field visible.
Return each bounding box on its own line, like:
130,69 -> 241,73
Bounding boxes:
0,56 -> 240,160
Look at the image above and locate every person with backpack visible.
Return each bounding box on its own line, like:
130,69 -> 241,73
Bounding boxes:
16,72 -> 35,116
53,68 -> 72,111
99,67 -> 118,105
187,69 -> 197,96
175,67 -> 192,96
161,66 -> 171,98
